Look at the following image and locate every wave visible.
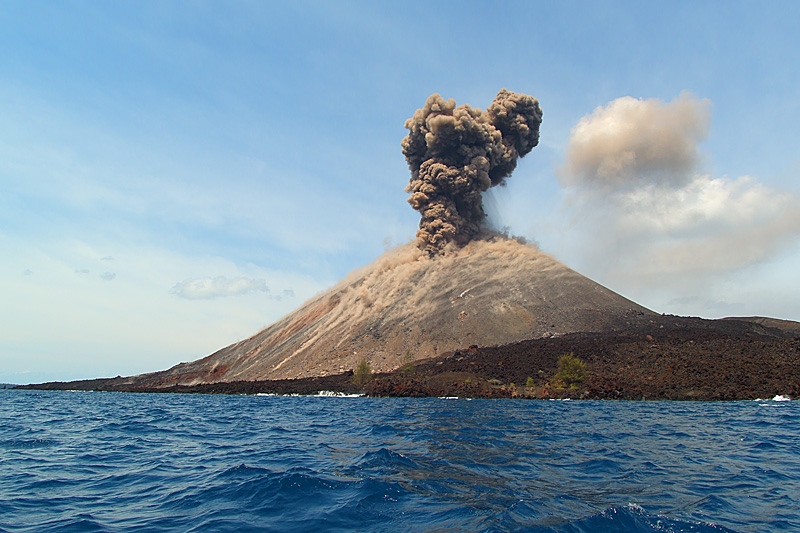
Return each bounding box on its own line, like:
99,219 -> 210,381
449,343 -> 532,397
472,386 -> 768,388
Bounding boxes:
3,391 -> 798,532
314,391 -> 364,397
0,438 -> 59,450
755,394 -> 793,402
547,503 -> 737,533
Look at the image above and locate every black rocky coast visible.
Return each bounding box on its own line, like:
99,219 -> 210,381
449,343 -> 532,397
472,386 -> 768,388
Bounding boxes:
20,315 -> 800,401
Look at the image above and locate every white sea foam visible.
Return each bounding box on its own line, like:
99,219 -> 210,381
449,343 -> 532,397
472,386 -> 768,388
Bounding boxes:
755,395 -> 793,402
314,391 -> 363,398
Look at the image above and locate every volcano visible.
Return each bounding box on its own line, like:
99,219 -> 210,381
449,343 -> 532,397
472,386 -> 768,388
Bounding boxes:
118,236 -> 655,388
21,89 -> 800,399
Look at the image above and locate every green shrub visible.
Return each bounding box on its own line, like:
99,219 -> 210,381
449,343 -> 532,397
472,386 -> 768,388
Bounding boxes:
554,353 -> 586,388
352,358 -> 372,386
526,376 -> 535,388
399,350 -> 414,373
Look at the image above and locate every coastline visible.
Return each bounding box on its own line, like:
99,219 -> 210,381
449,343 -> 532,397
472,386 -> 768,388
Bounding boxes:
18,315 -> 800,401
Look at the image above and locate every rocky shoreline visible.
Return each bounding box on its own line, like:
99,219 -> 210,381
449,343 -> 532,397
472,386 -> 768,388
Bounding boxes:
18,315 -> 800,401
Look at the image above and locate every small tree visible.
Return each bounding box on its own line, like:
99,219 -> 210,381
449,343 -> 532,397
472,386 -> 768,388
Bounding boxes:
555,353 -> 586,389
352,358 -> 372,386
526,376 -> 535,388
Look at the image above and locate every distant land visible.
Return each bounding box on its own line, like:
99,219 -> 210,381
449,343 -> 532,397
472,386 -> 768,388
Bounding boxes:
20,237 -> 800,401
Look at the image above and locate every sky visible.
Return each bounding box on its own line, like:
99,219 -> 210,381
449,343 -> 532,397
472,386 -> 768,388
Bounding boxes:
2,1 -> 799,384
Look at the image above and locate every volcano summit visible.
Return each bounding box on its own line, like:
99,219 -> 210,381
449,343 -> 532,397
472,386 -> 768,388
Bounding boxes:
113,237 -> 654,388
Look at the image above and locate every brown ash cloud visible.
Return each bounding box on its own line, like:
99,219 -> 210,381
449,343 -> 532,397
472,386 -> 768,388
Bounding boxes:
401,89 -> 542,256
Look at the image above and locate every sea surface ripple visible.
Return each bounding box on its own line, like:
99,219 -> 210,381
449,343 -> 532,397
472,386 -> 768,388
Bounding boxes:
1,390 -> 798,532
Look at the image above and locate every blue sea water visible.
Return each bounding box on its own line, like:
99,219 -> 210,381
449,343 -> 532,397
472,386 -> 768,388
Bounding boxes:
0,391 -> 798,532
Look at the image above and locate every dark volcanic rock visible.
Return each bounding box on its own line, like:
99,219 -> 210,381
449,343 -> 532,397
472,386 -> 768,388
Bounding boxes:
364,315 -> 800,401
18,371 -> 363,396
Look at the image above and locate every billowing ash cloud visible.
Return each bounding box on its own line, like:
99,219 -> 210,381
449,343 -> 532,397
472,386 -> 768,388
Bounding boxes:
560,92 -> 711,189
402,89 -> 542,255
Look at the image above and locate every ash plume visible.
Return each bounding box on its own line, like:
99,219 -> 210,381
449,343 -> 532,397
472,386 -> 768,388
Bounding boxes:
401,89 -> 542,255
560,93 -> 711,190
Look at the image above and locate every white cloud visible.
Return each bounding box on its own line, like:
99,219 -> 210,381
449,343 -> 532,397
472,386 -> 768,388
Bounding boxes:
171,276 -> 271,300
581,174 -> 800,282
554,93 -> 800,317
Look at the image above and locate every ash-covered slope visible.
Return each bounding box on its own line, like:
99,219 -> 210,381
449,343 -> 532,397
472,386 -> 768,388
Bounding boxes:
123,237 -> 655,387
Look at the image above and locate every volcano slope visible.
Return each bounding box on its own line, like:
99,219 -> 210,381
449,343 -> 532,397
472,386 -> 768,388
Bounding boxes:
110,236 -> 657,388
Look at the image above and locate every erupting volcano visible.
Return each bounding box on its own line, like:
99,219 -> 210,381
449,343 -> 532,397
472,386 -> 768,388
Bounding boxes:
104,89 -> 662,388
26,89 -> 800,399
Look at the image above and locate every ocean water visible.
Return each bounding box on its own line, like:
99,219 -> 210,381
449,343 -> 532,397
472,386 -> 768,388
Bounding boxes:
1,391 -> 798,532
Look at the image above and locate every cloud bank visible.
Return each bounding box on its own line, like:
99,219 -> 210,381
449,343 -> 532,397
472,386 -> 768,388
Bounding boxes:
559,94 -> 800,286
171,276 -> 272,300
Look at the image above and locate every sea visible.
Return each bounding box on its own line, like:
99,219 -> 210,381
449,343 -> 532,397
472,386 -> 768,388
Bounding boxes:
1,390 -> 798,533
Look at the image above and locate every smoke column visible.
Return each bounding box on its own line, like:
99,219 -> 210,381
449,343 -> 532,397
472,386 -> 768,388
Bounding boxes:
401,89 -> 542,256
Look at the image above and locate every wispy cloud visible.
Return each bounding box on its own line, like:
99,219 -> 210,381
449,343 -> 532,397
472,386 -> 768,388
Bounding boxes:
0,234 -> 327,383
171,276 -> 272,300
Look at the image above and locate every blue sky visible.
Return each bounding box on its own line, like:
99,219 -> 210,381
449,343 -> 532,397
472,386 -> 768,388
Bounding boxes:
2,1 -> 799,384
